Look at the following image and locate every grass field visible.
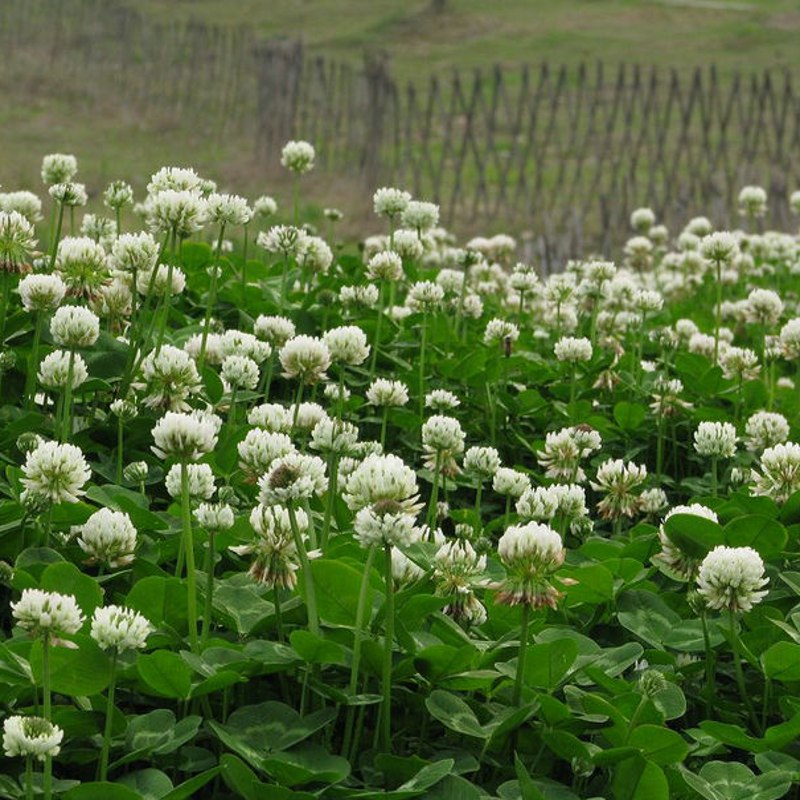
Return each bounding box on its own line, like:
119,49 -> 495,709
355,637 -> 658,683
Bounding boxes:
134,0 -> 800,80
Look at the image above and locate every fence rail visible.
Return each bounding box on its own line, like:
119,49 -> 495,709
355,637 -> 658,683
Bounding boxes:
1,0 -> 799,266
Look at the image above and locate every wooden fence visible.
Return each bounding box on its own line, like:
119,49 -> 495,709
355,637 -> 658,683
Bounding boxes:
2,0 -> 799,265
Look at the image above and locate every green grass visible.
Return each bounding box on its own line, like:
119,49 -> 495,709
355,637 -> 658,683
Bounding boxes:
133,0 -> 800,81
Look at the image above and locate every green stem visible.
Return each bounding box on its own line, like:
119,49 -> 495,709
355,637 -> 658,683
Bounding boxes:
656,413 -> 665,486
342,545 -> 377,757
181,462 -> 199,652
380,407 -> 389,450
43,634 -> 52,800
418,311 -> 428,419
474,483 -> 483,534
729,611 -> 761,734
512,604 -> 531,706
713,261 -> 722,364
289,503 -> 319,635
47,203 -> 65,272
369,282 -> 385,380
198,225 -> 226,371
99,649 -> 118,781
116,417 -> 124,485
153,228 -> 178,358
115,207 -> 122,238
427,451 -> 442,530
25,757 -> 32,800
202,528 -> 216,645
569,364 -> 577,408
700,611 -> 715,719
381,543 -> 395,752
60,348 -> 76,442
711,456 -> 718,498
321,454 -> 339,552
291,381 -> 304,434
24,312 -> 45,410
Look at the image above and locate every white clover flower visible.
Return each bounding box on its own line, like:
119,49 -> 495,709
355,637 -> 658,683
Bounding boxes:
22,441 -> 90,504
144,189 -> 207,238
220,330 -> 272,364
258,452 -> 328,504
780,318 -> 800,360
166,463 -> 215,500
343,453 -> 420,512
279,335 -> 331,384
136,264 -> 186,297
425,389 -> 460,411
366,378 -> 409,408
591,458 -> 648,520
422,415 -> 465,455
373,187 -> 412,220
280,140 -> 315,174
639,488 -> 668,514
554,336 -> 592,362
41,153 -> 78,184
517,484 -> 588,528
401,200 -> 439,232
537,426 -> 601,484
632,289 -> 664,313
701,231 -> 739,265
0,191 -> 43,224
257,225 -> 307,257
146,166 -> 203,194
738,185 -> 768,218
697,545 -> 768,612
340,284 -> 380,309
195,502 -> 235,531
253,195 -> 278,218
353,506 -> 419,549
49,182 -> 87,207
720,347 -> 760,381
745,411 -> 790,453
53,236 -> 108,297
463,446 -> 501,480
38,350 -> 88,391
50,305 -> 100,348
653,503 -> 719,581
293,402 -> 329,431
247,402 -> 292,432
298,235 -> 333,274
205,192 -> 253,227
310,418 -> 359,456
462,293 -> 484,319
752,442 -> 800,503
484,318 -> 520,346
80,213 -> 116,247
77,508 -> 137,567
492,467 -> 531,498
745,288 -> 783,326
630,207 -> 656,233
0,211 -> 36,275
323,325 -> 370,366
497,522 -> 565,608
18,273 -> 67,312
367,250 -> 403,282
406,280 -> 444,312
138,345 -> 201,412
392,229 -> 424,260
3,716 -> 63,761
11,588 -> 84,636
693,421 -> 737,458
392,546 -> 425,584
91,605 -> 152,652
254,315 -> 296,346
433,539 -> 488,624
152,411 -> 219,460
235,504 -> 302,589
103,179 -> 134,211
221,355 -> 260,391
238,429 -> 295,479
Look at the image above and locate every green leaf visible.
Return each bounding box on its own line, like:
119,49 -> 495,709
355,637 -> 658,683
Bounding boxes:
523,639 -> 578,690
425,690 -> 490,739
628,725 -> 688,764
40,561 -> 103,620
514,754 -> 546,800
261,743 -> 351,787
63,783 -> 142,800
30,635 -> 111,696
118,768 -> 173,800
560,564 -> 615,605
617,591 -> 681,647
125,576 -> 187,633
613,401 -> 646,431
137,650 -> 193,699
300,558 -> 372,626
724,515 -> 787,558
161,768 -> 220,800
763,642 -> 800,682
611,756 -> 668,800
115,710 -> 201,768
289,630 -> 348,665
663,513 -> 725,559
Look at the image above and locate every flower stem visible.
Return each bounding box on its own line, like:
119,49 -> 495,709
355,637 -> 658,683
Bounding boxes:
99,649 -> 118,781
25,756 -> 32,800
181,462 -> 199,652
201,528 -> 216,646
198,225 -> 226,371
43,634 -> 52,800
115,416 -> 124,485
289,503 -> 319,636
321,454 -> 339,552
291,381 -> 304,434
47,203 -> 65,272
369,282 -> 385,381
60,348 -> 76,442
380,543 -> 395,752
24,312 -> 45,410
427,451 -> 442,530
342,545 -> 377,757
711,456 -> 718,498
728,611 -> 761,734
418,311 -> 428,419
512,603 -> 531,706
700,611 -> 715,719
380,407 -> 389,450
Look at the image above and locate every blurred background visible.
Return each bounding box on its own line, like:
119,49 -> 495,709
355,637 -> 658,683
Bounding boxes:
1,0 -> 798,264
